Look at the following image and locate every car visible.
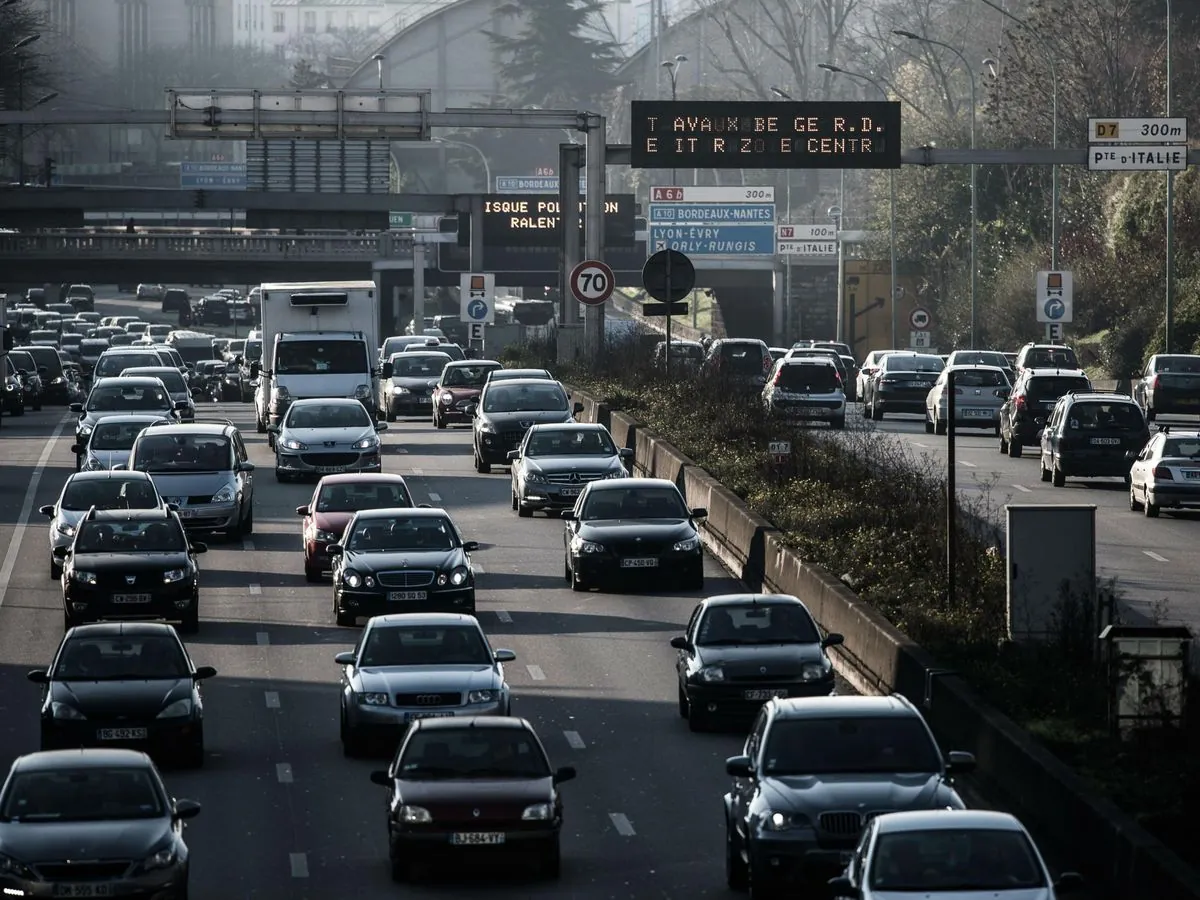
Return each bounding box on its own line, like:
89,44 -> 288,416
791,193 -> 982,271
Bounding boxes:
74,414 -> 173,472
64,284 -> 95,311
136,283 -> 166,300
330,507 -> 479,625
1014,342 -> 1079,374
471,379 -> 584,473
998,368 -> 1092,458
856,350 -> 913,403
1038,391 -> 1149,486
56,507 -> 207,632
562,478 -> 706,592
1,356 -> 25,416
336,613 -> 517,756
120,366 -> 196,421
862,352 -> 944,420
944,349 -> 1015,384
93,347 -> 168,380
401,340 -> 465,361
368,717 -> 575,881
77,337 -> 111,374
40,471 -> 165,578
509,423 -> 631,516
1129,428 -> 1200,517
671,594 -> 843,731
108,333 -> 137,347
24,286 -> 47,307
0,748 -> 200,898
71,378 -> 188,470
47,303 -> 77,319
432,359 -> 504,429
29,622 -> 216,765
297,473 -> 414,582
270,397 -> 388,482
784,346 -> 849,386
723,695 -> 976,895
484,367 -> 554,385
27,329 -> 60,348
125,321 -> 152,338
7,349 -> 44,409
924,364 -> 1010,435
762,357 -> 847,427
1132,353 -> 1200,420
768,346 -> 790,362
704,338 -> 774,391
652,341 -> 705,371
379,334 -> 444,362
379,350 -> 452,420
828,809 -> 1085,899
161,288 -> 190,313
125,421 -> 256,539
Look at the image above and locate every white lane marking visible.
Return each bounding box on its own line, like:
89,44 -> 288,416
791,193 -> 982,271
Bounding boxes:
289,853 -> 309,878
428,492 -> 441,502
1012,484 -> 1032,493
242,539 -> 255,551
496,610 -> 513,624
256,632 -> 270,646
563,730 -> 586,749
264,691 -> 281,709
0,418 -> 68,609
913,442 -> 931,449
411,467 -> 425,476
249,584 -> 262,595
276,763 -> 293,783
473,562 -> 485,574
959,460 -> 977,468
526,664 -> 546,681
1144,550 -> 1169,563
609,813 -> 636,836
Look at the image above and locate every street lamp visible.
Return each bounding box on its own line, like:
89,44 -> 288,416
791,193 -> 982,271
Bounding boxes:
660,55 -> 687,188
432,137 -> 491,192
819,62 -> 900,350
894,30 -> 979,350
372,53 -> 385,92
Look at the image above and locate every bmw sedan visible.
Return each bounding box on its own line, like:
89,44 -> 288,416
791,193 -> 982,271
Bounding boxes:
509,423 -> 631,517
336,613 -> 516,756
471,379 -> 584,473
73,414 -> 172,472
270,398 -> 388,482
562,478 -> 706,592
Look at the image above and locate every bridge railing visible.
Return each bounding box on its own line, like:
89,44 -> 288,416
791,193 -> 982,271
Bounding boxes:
0,232 -> 415,259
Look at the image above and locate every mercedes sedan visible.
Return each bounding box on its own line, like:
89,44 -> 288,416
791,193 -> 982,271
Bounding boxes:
270,398 -> 388,482
471,379 -> 584,473
509,423 -> 631,517
336,613 -> 516,756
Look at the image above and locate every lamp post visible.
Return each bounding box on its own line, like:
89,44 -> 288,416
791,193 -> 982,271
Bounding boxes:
770,86 -> 796,340
894,30 -> 978,349
1165,0 -> 1174,352
976,0 -> 1059,270
432,137 -> 491,192
819,63 -> 900,351
769,85 -> 794,219
660,55 -> 686,188
372,53 -> 385,91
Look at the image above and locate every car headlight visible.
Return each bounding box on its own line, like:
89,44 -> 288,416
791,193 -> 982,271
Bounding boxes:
281,438 -> 307,451
697,666 -> 725,683
343,571 -> 363,588
212,484 -> 235,503
72,570 -> 97,585
157,698 -> 193,718
356,692 -> 389,706
315,529 -> 338,543
353,384 -> 371,400
439,392 -> 454,405
0,852 -> 35,879
55,521 -> 76,536
467,690 -> 496,704
477,420 -> 496,433
78,423 -> 93,436
523,470 -> 548,484
760,810 -> 810,832
140,847 -> 177,871
392,385 -> 410,394
673,537 -> 700,552
570,537 -> 604,554
604,468 -> 626,479
800,661 -> 831,682
163,568 -> 187,584
436,566 -> 470,587
399,805 -> 431,824
51,701 -> 85,720
352,436 -> 379,450
82,456 -> 106,471
521,802 -> 553,821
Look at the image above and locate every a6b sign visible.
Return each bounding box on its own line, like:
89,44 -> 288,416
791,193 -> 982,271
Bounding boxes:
570,260 -> 616,307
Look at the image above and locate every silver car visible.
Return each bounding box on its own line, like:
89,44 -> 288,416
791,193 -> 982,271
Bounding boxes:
75,414 -> 172,471
270,398 -> 388,482
38,471 -> 164,578
509,423 -> 631,516
335,612 -> 516,756
924,364 -> 1010,435
762,357 -> 847,427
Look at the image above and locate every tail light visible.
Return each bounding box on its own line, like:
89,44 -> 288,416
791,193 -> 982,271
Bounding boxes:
1153,466 -> 1173,480
773,370 -> 782,386
763,354 -> 772,373
835,373 -> 843,386
1152,375 -> 1160,391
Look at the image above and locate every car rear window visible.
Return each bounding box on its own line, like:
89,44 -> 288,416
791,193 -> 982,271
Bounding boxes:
952,369 -> 1008,387
1064,402 -> 1143,431
1026,376 -> 1090,400
719,344 -> 766,373
1023,347 -> 1079,368
1155,356 -> 1200,374
776,364 -> 840,392
885,355 -> 943,373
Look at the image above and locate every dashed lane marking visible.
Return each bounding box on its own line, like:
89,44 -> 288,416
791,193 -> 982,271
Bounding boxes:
265,691 -> 281,709
1012,484 -> 1032,493
289,853 -> 309,878
242,539 -> 255,551
959,460 -> 977,468
428,492 -> 442,502
496,610 -> 513,624
0,417 -> 69,609
249,584 -> 262,595
608,813 -> 636,836
276,763 -> 293,783
564,730 -> 586,749
526,665 -> 546,681
411,467 -> 425,476
256,632 -> 270,646
1144,550 -> 1169,563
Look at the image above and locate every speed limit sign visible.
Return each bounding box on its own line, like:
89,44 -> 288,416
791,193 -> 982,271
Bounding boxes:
569,260 -> 616,307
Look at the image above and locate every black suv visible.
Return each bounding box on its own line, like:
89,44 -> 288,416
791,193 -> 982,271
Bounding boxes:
723,695 -> 974,895
1014,342 -> 1079,374
57,507 -> 207,633
998,368 -> 1091,457
1038,391 -> 1150,486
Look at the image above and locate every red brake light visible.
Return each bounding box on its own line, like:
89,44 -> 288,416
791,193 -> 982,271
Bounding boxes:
835,372 -> 843,385
1153,466 -> 1173,480
773,370 -> 782,385
1152,375 -> 1160,390
763,354 -> 772,373
1015,395 -> 1026,411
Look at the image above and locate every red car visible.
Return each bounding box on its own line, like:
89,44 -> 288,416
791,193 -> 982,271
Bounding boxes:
432,360 -> 503,429
297,473 -> 414,582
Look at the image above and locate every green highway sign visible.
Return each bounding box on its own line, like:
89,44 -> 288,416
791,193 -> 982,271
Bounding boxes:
389,212 -> 413,229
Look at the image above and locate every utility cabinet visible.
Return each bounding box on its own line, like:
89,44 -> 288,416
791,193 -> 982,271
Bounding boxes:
1006,504 -> 1097,643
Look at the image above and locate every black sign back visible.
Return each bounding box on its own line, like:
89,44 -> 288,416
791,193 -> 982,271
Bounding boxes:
438,217 -> 648,274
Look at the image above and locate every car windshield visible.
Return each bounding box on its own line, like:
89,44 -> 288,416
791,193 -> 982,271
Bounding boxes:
61,478 -> 159,511
124,370 -> 186,393
868,828 -> 1046,892
952,352 -> 1008,368
275,340 -> 366,375
696,604 -> 820,646
581,486 -> 688,519
316,481 -> 412,512
0,768 -> 165,823
950,369 -> 1008,387
391,355 -> 450,377
776,364 -> 839,392
443,364 -> 500,387
762,716 -> 941,775
813,342 -> 852,356
1155,355 -> 1200,374
53,634 -> 190,680
95,353 -> 161,378
1064,402 -> 1143,431
133,434 -> 232,472
347,515 -> 457,551
244,340 -> 262,362
90,421 -> 164,451
1023,347 -> 1078,368
885,356 -> 944,373
718,344 -> 766,373
9,352 -> 35,371
381,337 -> 423,356
359,624 -> 492,667
287,403 -> 371,429
86,385 -> 170,412
482,384 -> 568,413
1027,376 -> 1090,400
75,519 -> 188,553
1162,438 -> 1200,458
171,344 -> 214,366
397,729 -> 551,780
526,430 -> 616,457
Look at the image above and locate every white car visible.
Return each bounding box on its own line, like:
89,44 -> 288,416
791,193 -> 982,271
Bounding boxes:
829,809 -> 1084,899
1129,427 -> 1200,517
924,365 -> 1010,435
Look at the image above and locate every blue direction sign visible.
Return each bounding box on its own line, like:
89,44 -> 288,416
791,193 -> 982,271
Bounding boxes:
649,224 -> 775,256
180,162 -> 247,190
649,204 -> 776,223
494,175 -> 589,193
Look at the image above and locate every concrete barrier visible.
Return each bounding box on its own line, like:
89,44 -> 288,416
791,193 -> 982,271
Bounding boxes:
568,382 -> 1200,900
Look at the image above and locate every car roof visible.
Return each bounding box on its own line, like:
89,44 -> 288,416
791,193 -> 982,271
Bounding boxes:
770,695 -> 916,720
67,621 -> 179,638
485,378 -> 563,388
781,356 -> 836,366
944,364 -> 1006,372
367,613 -> 479,628
354,506 -> 448,520
14,748 -> 153,772
93,376 -> 165,387
316,473 -> 410,486
445,359 -> 501,368
412,715 -> 532,733
143,422 -> 232,435
391,351 -> 451,360
101,346 -> 161,354
527,422 -> 606,432
1155,429 -> 1200,438
88,414 -> 171,425
1060,391 -> 1138,403
490,367 -> 553,375
873,810 -> 1025,833
883,353 -> 942,362
1023,367 -> 1088,377
120,367 -> 180,376
289,397 -> 365,407
586,477 -> 676,492
84,509 -> 174,523
66,470 -> 154,482
701,593 -> 812,610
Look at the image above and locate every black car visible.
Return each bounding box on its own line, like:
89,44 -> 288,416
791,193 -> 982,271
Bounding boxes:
671,594 -> 843,731
29,622 -> 215,766
57,508 -> 207,633
1,356 -> 24,417
72,377 -> 188,469
470,379 -> 584,472
379,350 -> 452,420
13,344 -> 70,404
195,296 -> 230,326
862,352 -> 944,420
0,748 -> 200,897
562,478 -> 706,592
66,284 -> 95,312
369,716 -> 575,881
724,695 -> 975,895
1038,391 -> 1150,486
509,423 -> 632,516
7,349 -> 44,410
998,368 -> 1092,457
329,507 -> 479,626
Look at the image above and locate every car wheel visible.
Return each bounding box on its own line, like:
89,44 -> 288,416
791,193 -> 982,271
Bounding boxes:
33,396 -> 42,411
1130,484 -> 1143,511
570,566 -> 587,592
74,454 -> 82,472
934,417 -> 947,436
385,406 -> 396,423
924,414 -> 934,434
517,501 -> 533,518
474,451 -> 491,474
871,402 -> 883,421
1145,495 -> 1160,517
1039,457 -> 1052,482
342,716 -> 366,758
179,605 -> 199,635
50,558 -> 62,580
688,704 -> 707,732
334,600 -> 357,627
511,491 -> 518,511
434,414 -> 446,429
1052,462 -> 1066,487
63,609 -> 73,631
11,401 -> 23,416
541,836 -> 561,879
387,836 -> 409,882
999,432 -> 1009,454
725,825 -> 748,890
993,424 -> 1001,437
677,682 -> 689,719
1147,408 -> 1157,422
256,415 -> 266,434
305,564 -> 322,583
564,558 -> 572,584
242,505 -> 254,535
1007,439 -> 1022,459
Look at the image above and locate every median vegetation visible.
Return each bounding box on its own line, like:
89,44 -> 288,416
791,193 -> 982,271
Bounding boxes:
502,333 -> 1199,864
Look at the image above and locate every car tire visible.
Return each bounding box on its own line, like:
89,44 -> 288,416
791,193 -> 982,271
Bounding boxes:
434,414 -> 446,429
999,432 -> 1009,454
511,491 -> 518,511
385,406 -> 396,423
924,415 -> 934,434
871,403 -> 883,421
688,705 -> 707,732
1130,484 -> 1143,511
50,558 -> 62,580
334,602 -> 357,627
1052,462 -> 1066,487
342,717 -> 366,758
725,825 -> 748,890
1040,457 -> 1052,482
256,415 -> 266,433
1007,439 -> 1022,459
242,506 -> 254,535
517,503 -> 533,518
541,837 -> 561,879
564,558 -> 572,584
1145,495 -> 1160,517
934,417 -> 946,436
677,683 -> 689,719
1147,407 -> 1157,422
387,836 -> 409,882
993,425 -> 1001,437
33,395 -> 42,411
179,605 -> 199,635
63,609 -> 74,631
474,451 -> 491,475
12,401 -> 23,416
570,567 -> 587,592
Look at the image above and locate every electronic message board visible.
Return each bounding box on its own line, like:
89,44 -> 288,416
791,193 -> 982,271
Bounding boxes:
474,194 -> 636,247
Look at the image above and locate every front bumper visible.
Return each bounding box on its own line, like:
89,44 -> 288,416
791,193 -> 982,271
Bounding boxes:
685,680 -> 835,720
335,585 -> 475,619
0,866 -> 185,899
42,714 -> 201,755
276,447 -> 382,477
389,392 -> 435,416
435,397 -> 477,422
391,823 -> 559,856
63,582 -> 197,624
168,501 -> 239,531
749,832 -> 854,885
518,480 -> 588,509
344,695 -> 505,733
571,548 -> 703,585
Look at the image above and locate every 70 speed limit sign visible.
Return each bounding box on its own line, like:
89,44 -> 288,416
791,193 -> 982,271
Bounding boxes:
569,260 -> 616,307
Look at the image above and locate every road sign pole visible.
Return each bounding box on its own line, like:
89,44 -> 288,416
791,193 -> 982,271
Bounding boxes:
583,116 -> 607,360
664,250 -> 673,379
558,142 -> 583,332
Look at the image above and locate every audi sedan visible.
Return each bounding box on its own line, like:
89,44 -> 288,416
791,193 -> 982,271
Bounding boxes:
509,423 -> 631,516
270,398 -> 388,482
336,613 -> 516,756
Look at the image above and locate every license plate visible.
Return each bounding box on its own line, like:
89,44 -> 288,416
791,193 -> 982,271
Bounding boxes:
55,885 -> 113,898
451,832 -> 505,846
559,487 -> 581,497
111,593 -> 151,604
744,689 -> 788,700
179,509 -> 197,518
97,727 -> 147,740
963,408 -> 990,417
419,396 -> 431,403
405,711 -> 454,722
1186,471 -> 1200,480
620,558 -> 658,568
388,591 -> 429,601
799,407 -> 826,415
1090,437 -> 1121,445
316,466 -> 347,474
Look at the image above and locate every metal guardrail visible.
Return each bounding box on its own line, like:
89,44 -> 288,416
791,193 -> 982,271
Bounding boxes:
0,232 -> 415,260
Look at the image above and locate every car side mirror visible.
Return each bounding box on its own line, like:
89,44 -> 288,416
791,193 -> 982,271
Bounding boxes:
327,544 -> 344,556
560,510 -> 576,520
725,755 -> 753,778
690,507 -> 708,520
375,422 -> 388,432
506,450 -> 520,461
822,633 -> 845,649
296,505 -> 309,517
266,425 -> 279,434
69,402 -> 83,412
553,766 -> 577,785
618,448 -> 634,460
192,666 -> 217,680
26,669 -> 49,684
1054,873 -> 1085,894
370,771 -> 392,788
38,505 -> 54,518
52,546 -> 70,560
334,651 -> 356,666
173,799 -> 202,820
827,875 -> 856,896
945,750 -> 976,773
462,540 -> 479,552
572,401 -> 584,414
239,462 -> 256,472
493,649 -> 516,663
463,402 -> 477,416
381,363 -> 393,378
190,542 -> 208,554
174,400 -> 190,411
69,444 -> 83,455
669,636 -> 691,650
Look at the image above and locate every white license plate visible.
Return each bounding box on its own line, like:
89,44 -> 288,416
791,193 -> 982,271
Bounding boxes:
1090,437 -> 1121,445
316,466 -> 347,474
111,594 -> 151,604
744,689 -> 788,700
799,407 -> 826,415
388,591 -> 429,601
620,558 -> 658,568
963,408 -> 991,417
55,885 -> 113,898
405,711 -> 454,722
559,487 -> 581,497
178,509 -> 197,518
451,832 -> 505,846
418,397 -> 431,403
97,727 -> 148,740
1185,471 -> 1200,480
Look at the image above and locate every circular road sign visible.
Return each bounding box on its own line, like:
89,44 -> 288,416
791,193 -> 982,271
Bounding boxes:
1044,297 -> 1066,320
909,307 -> 932,330
466,298 -> 490,321
570,260 -> 616,307
642,249 -> 696,303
